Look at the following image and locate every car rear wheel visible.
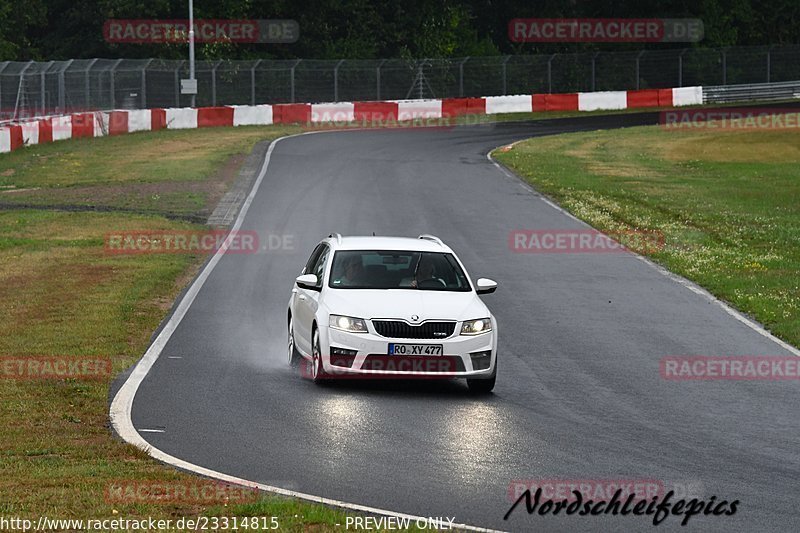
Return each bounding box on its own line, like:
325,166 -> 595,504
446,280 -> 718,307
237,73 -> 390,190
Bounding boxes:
467,360 -> 496,394
287,317 -> 300,368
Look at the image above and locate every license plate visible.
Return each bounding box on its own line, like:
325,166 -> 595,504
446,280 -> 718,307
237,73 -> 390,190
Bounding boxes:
388,343 -> 443,356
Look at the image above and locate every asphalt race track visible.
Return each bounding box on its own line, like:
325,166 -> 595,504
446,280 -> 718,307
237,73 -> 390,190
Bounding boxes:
125,112 -> 800,532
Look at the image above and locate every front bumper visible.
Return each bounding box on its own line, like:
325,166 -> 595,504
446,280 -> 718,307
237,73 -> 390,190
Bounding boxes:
320,321 -> 497,378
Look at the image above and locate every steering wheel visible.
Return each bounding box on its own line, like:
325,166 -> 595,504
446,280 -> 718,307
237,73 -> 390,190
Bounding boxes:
417,278 -> 447,289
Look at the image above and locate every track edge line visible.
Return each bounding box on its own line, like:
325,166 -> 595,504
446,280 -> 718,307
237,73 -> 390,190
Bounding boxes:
109,130 -> 504,533
486,149 -> 800,358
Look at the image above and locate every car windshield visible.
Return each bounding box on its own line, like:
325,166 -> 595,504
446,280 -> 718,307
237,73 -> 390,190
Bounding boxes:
328,250 -> 471,291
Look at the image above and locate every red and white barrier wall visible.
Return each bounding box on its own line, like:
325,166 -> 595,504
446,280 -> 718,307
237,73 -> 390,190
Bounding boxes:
0,86 -> 703,154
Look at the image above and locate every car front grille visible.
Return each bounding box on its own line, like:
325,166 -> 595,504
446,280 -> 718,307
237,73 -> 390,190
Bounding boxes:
372,320 -> 456,339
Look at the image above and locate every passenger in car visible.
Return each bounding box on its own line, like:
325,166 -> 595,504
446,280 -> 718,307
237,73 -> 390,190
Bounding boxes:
335,256 -> 366,286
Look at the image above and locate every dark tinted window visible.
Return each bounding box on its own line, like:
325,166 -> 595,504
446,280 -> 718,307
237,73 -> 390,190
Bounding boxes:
328,250 -> 471,291
303,244 -> 325,275
311,245 -> 329,288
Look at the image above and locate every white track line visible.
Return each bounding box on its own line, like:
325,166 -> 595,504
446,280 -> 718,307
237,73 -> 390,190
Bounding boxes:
110,127 -> 799,533
110,130 -> 503,533
487,150 -> 800,358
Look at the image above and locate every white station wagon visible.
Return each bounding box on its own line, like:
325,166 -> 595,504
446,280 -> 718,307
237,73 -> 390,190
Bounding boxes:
287,234 -> 498,393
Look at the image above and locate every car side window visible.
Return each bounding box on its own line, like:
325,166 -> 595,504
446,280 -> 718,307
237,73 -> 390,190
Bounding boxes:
303,244 -> 324,275
311,246 -> 330,288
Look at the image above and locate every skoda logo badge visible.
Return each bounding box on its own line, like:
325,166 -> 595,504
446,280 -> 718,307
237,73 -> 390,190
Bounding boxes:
410,315 -> 420,322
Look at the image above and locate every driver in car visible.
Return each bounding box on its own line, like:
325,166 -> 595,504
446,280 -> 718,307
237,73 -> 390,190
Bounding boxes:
410,258 -> 445,288
337,256 -> 365,286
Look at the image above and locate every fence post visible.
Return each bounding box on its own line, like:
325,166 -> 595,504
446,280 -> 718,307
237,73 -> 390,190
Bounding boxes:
376,59 -> 386,100
678,49 -> 687,88
85,58 -> 98,111
58,59 -> 72,113
548,54 -> 556,93
250,59 -> 262,105
140,59 -> 153,109
41,61 -> 53,115
290,59 -> 301,103
108,65 -> 115,109
420,60 -> 427,99
766,46 -> 772,83
333,59 -> 344,102
635,51 -> 645,90
211,60 -> 222,106
109,59 -> 122,109
721,49 -> 727,85
591,52 -> 599,92
12,61 -> 34,119
0,62 -> 8,117
501,56 -> 510,95
174,62 -> 181,107
459,57 -> 470,97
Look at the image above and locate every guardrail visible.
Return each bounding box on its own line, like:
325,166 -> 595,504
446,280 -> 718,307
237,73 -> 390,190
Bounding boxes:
3,80 -> 800,154
0,86 -> 704,153
703,80 -> 800,104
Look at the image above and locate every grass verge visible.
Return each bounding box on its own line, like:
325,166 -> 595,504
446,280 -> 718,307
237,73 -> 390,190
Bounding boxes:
0,125 -> 415,531
493,117 -> 800,349
0,126 -> 301,217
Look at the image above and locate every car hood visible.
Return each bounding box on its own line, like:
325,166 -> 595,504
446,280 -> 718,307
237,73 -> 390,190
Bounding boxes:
322,289 -> 489,323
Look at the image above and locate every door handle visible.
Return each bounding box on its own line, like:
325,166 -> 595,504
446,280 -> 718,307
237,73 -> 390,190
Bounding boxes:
298,294 -> 307,301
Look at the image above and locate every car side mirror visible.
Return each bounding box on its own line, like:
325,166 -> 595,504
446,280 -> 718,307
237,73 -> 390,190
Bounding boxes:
296,274 -> 320,291
476,278 -> 497,295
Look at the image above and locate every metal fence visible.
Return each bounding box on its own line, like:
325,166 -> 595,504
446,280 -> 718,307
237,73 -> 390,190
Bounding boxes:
2,45 -> 800,120
703,80 -> 800,104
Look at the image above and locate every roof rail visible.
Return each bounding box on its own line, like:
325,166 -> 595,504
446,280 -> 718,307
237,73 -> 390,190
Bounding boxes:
418,234 -> 444,246
328,233 -> 342,245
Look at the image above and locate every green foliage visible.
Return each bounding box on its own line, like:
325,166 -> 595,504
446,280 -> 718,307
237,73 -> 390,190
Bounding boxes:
0,0 -> 47,59
0,0 -> 796,61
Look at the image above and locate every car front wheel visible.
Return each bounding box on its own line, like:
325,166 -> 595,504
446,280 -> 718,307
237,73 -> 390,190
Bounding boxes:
310,328 -> 327,384
287,316 -> 300,367
467,359 -> 496,394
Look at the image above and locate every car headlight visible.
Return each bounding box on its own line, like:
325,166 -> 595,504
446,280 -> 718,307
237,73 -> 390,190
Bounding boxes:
460,318 -> 492,335
329,315 -> 368,333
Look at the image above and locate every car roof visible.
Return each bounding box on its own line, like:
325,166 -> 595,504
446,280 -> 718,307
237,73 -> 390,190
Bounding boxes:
326,235 -> 453,253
